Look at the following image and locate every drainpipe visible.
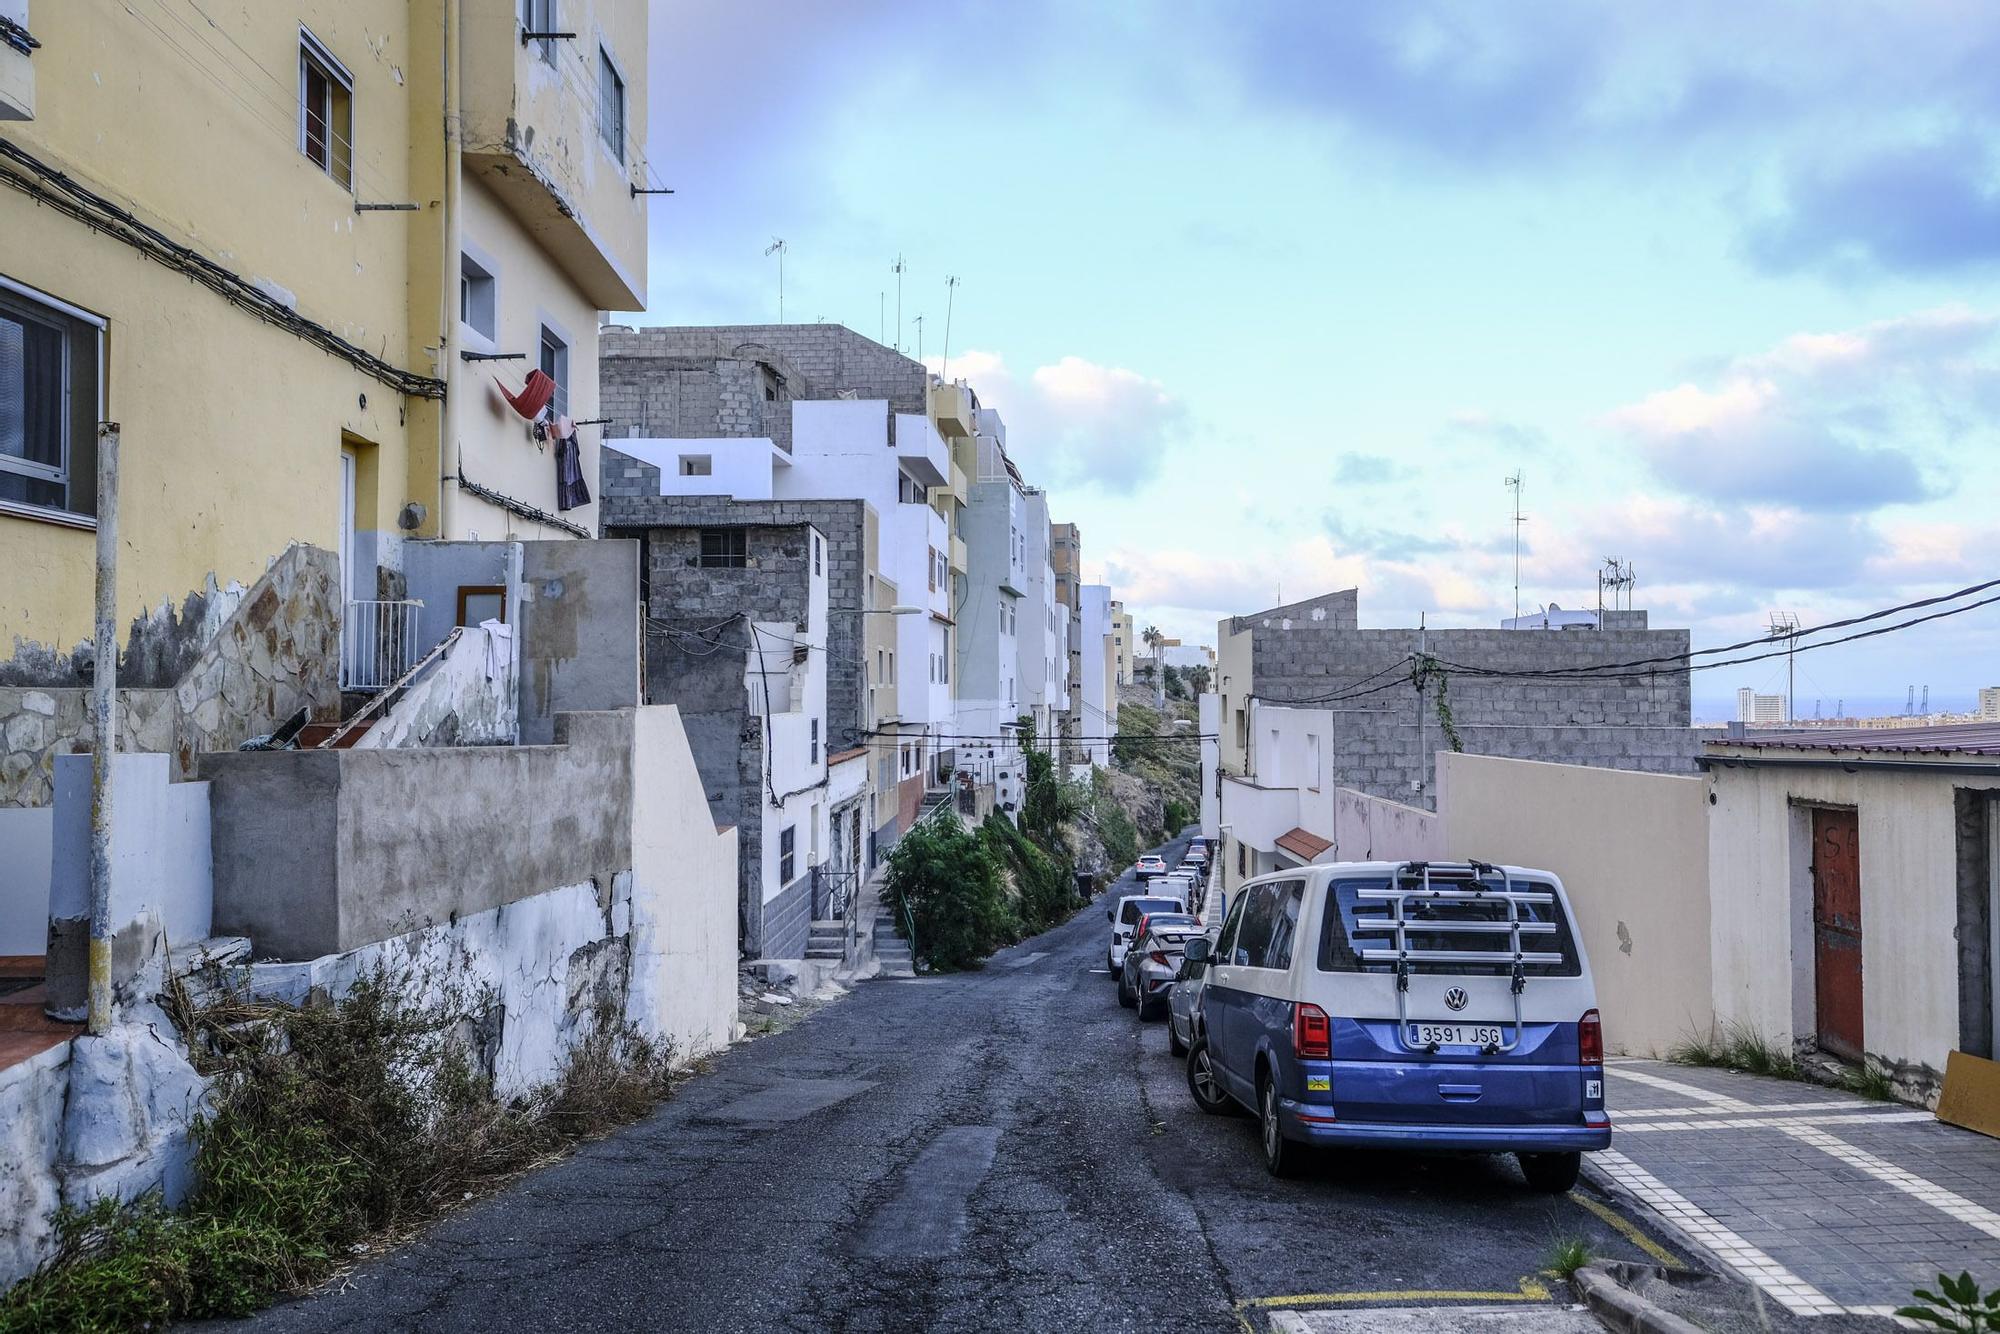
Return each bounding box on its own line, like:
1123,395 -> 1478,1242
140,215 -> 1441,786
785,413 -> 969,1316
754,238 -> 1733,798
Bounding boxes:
435,0 -> 462,542
87,422 -> 119,1035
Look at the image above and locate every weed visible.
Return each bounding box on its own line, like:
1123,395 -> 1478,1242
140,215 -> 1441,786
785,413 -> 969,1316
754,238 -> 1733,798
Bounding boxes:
1547,1237 -> 1594,1280
1842,1062 -> 1897,1102
0,976 -> 683,1332
1898,1270 -> 2000,1330
1668,1023 -> 1799,1081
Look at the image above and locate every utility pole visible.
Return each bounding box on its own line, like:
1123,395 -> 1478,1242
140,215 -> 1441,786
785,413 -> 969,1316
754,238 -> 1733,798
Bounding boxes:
1415,616 -> 1427,805
88,423 -> 120,1035
764,238 -> 787,322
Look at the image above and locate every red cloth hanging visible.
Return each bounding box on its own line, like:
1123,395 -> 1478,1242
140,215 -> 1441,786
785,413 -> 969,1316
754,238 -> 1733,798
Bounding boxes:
496,369 -> 557,420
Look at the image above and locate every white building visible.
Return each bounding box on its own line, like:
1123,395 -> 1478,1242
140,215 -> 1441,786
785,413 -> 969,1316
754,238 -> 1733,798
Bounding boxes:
613,397 -> 955,784
1018,488 -> 1068,750
955,412 -> 1029,804
1078,584 -> 1118,766
1738,687 -> 1789,725
1981,686 -> 2000,722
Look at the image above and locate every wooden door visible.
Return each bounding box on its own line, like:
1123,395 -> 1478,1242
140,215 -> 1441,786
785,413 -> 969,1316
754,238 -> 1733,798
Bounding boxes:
1811,807 -> 1864,1061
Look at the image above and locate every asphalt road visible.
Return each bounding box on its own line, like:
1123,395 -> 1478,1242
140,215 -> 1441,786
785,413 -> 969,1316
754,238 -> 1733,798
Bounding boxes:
225,834 -> 1667,1333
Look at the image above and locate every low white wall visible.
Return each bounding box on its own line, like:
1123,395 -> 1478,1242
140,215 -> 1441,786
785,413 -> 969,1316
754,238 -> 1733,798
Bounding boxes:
0,807 -> 53,954
50,753 -> 212,955
1439,752 -> 1712,1057
1332,786 -> 1442,862
355,624 -> 517,749
629,705 -> 738,1060
0,1042 -> 68,1288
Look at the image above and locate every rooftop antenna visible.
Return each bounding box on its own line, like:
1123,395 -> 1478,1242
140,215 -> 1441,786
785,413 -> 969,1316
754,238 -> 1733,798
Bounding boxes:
763,238 -> 788,322
913,313 -> 925,364
1769,612 -> 1799,722
1504,472 -> 1526,620
879,291 -> 885,346
941,275 -> 960,378
1597,558 -> 1635,624
892,255 -> 905,352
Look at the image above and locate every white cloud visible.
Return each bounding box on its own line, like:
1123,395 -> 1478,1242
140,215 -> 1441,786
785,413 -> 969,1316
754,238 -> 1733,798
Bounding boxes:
926,349 -> 1185,493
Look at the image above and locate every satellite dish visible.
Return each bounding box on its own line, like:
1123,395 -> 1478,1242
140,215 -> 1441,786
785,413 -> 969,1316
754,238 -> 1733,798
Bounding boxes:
397,502 -> 428,532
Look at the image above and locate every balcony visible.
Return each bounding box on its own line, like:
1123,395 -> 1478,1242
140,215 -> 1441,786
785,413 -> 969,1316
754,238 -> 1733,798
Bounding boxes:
1219,773 -> 1303,856
460,0 -> 647,310
950,535 -> 968,573
893,413 -> 950,489
929,381 -> 974,438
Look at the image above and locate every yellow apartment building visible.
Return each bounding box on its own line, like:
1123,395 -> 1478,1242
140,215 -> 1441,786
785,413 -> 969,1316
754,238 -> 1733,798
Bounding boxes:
0,0 -> 648,661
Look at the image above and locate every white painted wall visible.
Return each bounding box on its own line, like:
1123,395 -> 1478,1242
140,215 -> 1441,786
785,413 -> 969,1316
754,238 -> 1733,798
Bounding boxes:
1707,756 -> 2000,1081
1079,584 -> 1115,765
50,754 -> 211,959
354,624 -> 517,748
748,534 -> 829,908
1199,691 -> 1220,839
0,807 -> 52,954
607,436 -> 783,500
1440,752 -> 1712,1058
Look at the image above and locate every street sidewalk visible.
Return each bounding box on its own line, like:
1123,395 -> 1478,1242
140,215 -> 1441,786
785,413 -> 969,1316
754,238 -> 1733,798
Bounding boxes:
1598,1058 -> 2000,1319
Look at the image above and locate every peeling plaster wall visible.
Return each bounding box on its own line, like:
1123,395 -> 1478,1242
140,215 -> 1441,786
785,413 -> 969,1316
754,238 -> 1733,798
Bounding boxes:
0,544 -> 340,807
354,625 -> 517,749
0,1042 -> 68,1289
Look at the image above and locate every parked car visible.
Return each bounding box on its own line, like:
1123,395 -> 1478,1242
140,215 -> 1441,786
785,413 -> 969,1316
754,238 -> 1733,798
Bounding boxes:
1159,871 -> 1202,917
1182,845 -> 1209,870
1166,931 -> 1218,1056
1118,913 -> 1204,1018
1107,892 -> 1188,975
1134,854 -> 1168,881
1184,859 -> 1608,1188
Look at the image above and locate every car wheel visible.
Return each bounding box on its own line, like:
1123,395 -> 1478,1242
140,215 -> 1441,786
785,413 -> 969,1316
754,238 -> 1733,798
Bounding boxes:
1259,1071 -> 1302,1178
1138,993 -> 1163,1021
1185,1039 -> 1234,1116
1517,1151 -> 1581,1194
1117,968 -> 1137,1009
1167,1015 -> 1188,1056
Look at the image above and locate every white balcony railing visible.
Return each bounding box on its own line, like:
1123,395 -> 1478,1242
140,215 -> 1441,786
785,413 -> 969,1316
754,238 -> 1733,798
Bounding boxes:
340,599 -> 424,691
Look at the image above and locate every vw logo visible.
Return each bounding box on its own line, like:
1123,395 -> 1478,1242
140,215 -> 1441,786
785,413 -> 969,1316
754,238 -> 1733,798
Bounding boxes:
1443,987 -> 1470,1012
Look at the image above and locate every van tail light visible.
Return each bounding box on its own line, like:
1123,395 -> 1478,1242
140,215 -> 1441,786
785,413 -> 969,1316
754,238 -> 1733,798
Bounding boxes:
1579,1009 -> 1603,1066
1293,1002 -> 1332,1060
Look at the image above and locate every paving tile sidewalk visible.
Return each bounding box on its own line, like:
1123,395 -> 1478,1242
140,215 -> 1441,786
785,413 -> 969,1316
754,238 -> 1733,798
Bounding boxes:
1595,1058 -> 2000,1320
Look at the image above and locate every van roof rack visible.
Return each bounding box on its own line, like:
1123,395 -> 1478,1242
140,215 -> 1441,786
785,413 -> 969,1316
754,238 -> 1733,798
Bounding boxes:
1362,861 -> 1559,1055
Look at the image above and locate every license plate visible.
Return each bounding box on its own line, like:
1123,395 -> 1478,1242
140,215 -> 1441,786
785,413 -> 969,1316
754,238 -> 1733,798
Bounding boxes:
1410,1022 -> 1504,1048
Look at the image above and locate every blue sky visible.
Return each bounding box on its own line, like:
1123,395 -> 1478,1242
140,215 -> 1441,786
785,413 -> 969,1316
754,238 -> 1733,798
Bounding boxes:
632,1 -> 2000,718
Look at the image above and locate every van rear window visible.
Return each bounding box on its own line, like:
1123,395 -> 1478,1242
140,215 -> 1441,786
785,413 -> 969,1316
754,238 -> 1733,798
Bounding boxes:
1122,897 -> 1182,925
1316,876 -> 1581,977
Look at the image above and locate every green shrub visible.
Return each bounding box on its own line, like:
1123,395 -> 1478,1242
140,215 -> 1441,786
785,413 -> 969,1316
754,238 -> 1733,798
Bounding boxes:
1547,1237 -> 1593,1281
1668,1023 -> 1799,1081
885,816 -> 1016,970
1899,1271 -> 2000,1331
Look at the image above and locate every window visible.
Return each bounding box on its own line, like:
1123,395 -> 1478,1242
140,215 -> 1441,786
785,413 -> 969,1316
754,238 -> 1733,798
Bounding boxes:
459,254 -> 496,341
1307,734 -> 1321,792
876,648 -> 885,683
1237,841 -> 1247,877
679,455 -> 712,476
810,718 -> 819,764
0,281 -> 101,519
928,546 -> 938,593
597,46 -> 625,164
1317,875 -> 1581,978
697,529 -> 747,568
519,0 -> 558,65
456,585 -> 506,627
299,30 -> 353,189
813,534 -> 822,576
779,825 -> 795,884
539,324 -> 569,418
1216,889 -> 1249,963
1265,880 -> 1306,970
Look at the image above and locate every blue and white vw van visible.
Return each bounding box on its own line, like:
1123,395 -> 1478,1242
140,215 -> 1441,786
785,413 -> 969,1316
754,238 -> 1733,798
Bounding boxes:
1183,860 -> 1609,1187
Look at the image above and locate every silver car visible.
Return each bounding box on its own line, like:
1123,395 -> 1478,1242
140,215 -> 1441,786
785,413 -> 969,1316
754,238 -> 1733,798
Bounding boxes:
1165,931 -> 1217,1055
1118,912 -> 1203,1019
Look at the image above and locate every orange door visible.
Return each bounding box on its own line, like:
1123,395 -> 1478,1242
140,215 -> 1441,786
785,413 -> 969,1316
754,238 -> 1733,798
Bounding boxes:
1811,808 -> 1864,1062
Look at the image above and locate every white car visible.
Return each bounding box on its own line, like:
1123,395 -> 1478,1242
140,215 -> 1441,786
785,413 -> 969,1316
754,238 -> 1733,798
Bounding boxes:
1134,854 -> 1168,881
1107,892 -> 1188,975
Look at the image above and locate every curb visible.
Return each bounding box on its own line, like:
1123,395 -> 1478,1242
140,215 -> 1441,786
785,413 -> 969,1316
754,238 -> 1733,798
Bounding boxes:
1574,1261 -> 1708,1334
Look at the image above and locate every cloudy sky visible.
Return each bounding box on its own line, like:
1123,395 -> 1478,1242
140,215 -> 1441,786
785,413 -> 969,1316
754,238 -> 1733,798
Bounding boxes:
632,1 -> 2000,719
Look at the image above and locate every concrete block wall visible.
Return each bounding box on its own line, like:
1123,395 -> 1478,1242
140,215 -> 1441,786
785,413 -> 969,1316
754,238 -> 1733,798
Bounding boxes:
1245,593 -> 1695,803
601,323 -> 930,422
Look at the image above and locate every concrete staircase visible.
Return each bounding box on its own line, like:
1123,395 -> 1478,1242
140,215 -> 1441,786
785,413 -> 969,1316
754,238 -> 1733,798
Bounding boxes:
805,919 -> 846,962
873,905 -> 914,978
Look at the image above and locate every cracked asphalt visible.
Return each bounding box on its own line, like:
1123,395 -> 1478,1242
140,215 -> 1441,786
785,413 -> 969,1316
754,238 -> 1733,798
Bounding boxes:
220,835 -> 1669,1333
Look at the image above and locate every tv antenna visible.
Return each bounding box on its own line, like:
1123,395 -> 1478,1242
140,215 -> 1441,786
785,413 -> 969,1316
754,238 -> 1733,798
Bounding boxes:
763,238 -> 788,322
1504,472 -> 1526,619
941,276 -> 960,377
1597,558 -> 1635,622
913,313 -> 925,364
892,255 -> 905,352
1769,612 -> 1800,723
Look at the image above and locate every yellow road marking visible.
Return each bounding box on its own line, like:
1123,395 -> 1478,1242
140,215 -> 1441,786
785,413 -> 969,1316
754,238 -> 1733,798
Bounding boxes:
1235,1275 -> 1551,1327
1569,1189 -> 1680,1267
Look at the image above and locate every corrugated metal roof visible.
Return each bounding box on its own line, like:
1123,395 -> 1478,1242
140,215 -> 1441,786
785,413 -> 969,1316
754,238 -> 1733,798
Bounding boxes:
1707,721 -> 2000,758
